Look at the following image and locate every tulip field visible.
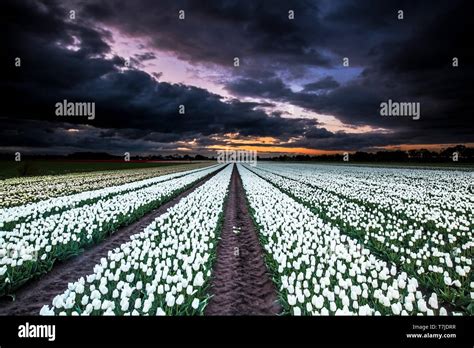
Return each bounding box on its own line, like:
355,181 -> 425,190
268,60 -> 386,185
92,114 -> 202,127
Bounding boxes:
0,163 -> 210,208
39,165 -> 233,315
0,163 -> 222,296
0,162 -> 472,316
239,164 -> 473,316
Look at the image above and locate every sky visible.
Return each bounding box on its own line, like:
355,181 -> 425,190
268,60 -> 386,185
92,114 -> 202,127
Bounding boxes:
1,0 -> 473,156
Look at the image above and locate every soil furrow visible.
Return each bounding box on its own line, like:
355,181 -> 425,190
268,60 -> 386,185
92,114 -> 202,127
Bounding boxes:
205,165 -> 281,315
0,169 -> 220,315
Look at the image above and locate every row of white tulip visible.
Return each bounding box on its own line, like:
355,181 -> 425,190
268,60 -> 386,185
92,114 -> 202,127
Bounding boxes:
238,164 -> 455,315
257,163 -> 473,227
0,164 -> 219,228
246,164 -> 473,313
0,164 -> 224,296
0,163 -> 209,208
40,164 -> 233,315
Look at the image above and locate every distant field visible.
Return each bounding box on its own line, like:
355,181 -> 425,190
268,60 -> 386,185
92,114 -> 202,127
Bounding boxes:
0,160 -> 212,179
276,161 -> 474,171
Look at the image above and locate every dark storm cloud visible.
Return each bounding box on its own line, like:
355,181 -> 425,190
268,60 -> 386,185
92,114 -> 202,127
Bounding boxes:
1,0 -> 472,155
303,77 -> 340,92
130,52 -> 157,69
80,0 -> 332,67
226,78 -> 292,99
75,0 -> 472,145
53,68 -> 317,139
221,0 -> 473,144
134,52 -> 156,62
1,0 -> 322,153
226,71 -> 473,145
0,119 -> 190,154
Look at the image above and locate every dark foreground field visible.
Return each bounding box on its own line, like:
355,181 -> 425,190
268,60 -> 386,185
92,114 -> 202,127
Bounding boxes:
0,160 -> 211,179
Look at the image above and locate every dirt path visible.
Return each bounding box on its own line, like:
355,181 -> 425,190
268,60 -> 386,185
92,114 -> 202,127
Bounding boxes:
0,170 -> 220,315
205,165 -> 281,315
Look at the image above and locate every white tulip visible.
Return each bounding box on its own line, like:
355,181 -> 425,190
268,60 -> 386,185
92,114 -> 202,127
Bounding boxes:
391,303 -> 401,315
417,299 -> 427,312
176,294 -> 185,306
166,294 -> 175,307
99,284 -> 108,295
288,294 -> 297,306
428,293 -> 438,309
193,272 -> 204,287
342,296 -> 350,307
92,299 -> 101,310
156,307 -> 166,316
39,305 -> 55,316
